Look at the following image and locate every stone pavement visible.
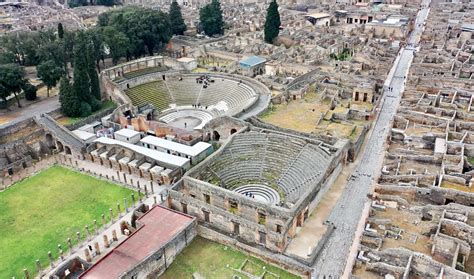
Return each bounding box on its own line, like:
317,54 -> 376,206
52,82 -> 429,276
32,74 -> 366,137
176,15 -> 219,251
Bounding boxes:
310,1 -> 432,278
0,95 -> 59,129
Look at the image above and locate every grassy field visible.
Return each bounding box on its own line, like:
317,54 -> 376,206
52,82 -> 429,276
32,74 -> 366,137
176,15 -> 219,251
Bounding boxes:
161,237 -> 301,279
0,165 -> 135,278
260,91 -> 331,133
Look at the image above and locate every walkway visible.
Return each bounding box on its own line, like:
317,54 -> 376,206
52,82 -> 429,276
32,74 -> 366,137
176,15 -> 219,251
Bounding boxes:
311,1 -> 431,278
0,96 -> 59,129
36,114 -> 85,150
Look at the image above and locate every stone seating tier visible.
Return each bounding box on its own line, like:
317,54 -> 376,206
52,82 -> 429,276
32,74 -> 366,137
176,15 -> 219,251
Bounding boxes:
201,132 -> 333,204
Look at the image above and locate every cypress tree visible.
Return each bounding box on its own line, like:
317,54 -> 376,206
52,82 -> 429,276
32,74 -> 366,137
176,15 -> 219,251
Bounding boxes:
86,38 -> 101,106
57,23 -> 64,39
264,0 -> 281,44
72,32 -> 92,116
59,77 -> 81,116
169,0 -> 187,35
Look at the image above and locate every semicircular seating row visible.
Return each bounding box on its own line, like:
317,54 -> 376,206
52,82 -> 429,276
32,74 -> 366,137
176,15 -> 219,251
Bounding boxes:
201,131 -> 333,204
125,76 -> 257,119
234,184 -> 281,205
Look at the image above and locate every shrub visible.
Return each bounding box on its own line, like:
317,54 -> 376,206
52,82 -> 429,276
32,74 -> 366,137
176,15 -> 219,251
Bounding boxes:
23,83 -> 37,101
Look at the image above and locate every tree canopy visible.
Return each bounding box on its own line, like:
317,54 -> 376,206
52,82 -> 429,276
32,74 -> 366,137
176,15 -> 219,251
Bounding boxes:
264,0 -> 281,44
99,7 -> 172,58
0,64 -> 27,108
37,60 -> 63,97
169,0 -> 187,35
199,0 -> 224,37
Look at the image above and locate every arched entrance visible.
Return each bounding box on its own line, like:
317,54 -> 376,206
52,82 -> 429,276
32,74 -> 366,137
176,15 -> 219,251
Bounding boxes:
45,134 -> 55,149
212,131 -> 221,141
230,128 -> 237,135
65,146 -> 72,155
56,141 -> 64,152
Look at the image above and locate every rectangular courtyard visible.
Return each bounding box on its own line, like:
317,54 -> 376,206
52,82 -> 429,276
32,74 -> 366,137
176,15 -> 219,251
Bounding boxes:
161,237 -> 301,279
0,165 -> 136,278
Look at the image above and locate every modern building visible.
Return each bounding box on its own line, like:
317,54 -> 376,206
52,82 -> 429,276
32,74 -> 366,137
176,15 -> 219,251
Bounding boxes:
140,136 -> 212,165
114,129 -> 142,144
239,55 -> 266,77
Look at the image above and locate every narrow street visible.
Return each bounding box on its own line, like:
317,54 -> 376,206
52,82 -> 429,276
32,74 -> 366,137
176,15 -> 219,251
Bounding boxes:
311,1 -> 431,278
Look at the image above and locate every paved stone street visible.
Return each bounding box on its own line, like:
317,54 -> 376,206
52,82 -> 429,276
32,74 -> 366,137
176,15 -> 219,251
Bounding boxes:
311,1 -> 431,278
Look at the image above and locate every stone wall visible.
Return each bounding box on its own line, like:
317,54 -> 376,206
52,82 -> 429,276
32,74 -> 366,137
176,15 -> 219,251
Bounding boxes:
122,220 -> 197,279
198,225 -> 312,278
168,183 -> 290,252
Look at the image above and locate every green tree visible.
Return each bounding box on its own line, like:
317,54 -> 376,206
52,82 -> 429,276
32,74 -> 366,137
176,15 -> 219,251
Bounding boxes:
87,28 -> 105,71
102,26 -> 129,65
72,32 -> 92,115
0,64 -> 26,108
0,51 -> 15,64
37,60 -> 63,97
57,23 -> 64,39
59,77 -> 81,116
86,38 -> 101,104
98,7 -> 173,58
169,0 -> 187,35
199,0 -> 224,36
97,0 -> 115,6
264,0 -> 281,44
22,82 -> 37,101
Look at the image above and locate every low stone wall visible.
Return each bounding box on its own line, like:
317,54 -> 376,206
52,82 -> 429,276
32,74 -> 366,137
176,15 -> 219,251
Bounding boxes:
1,155 -> 56,191
124,219 -> 197,279
198,225 -> 312,278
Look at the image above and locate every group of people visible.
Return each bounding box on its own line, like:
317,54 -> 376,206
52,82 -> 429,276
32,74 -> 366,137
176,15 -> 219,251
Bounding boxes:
191,103 -> 208,110
243,191 -> 255,199
196,74 -> 215,88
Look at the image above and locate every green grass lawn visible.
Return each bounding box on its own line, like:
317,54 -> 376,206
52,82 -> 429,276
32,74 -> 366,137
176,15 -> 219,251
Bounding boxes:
0,165 -> 135,278
161,237 -> 301,279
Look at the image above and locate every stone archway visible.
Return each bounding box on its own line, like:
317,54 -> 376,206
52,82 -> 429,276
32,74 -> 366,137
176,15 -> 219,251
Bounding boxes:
65,146 -> 72,155
45,134 -> 55,149
230,128 -> 237,135
213,131 -> 221,141
56,141 -> 64,152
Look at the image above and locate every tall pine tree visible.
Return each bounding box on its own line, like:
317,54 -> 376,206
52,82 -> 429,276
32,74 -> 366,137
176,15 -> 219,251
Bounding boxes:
169,0 -> 187,35
264,0 -> 281,44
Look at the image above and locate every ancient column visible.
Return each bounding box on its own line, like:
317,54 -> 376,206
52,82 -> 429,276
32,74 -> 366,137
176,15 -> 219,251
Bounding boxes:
103,234 -> 110,248
48,251 -> 54,268
35,259 -> 41,273
94,242 -> 101,255
84,248 -> 92,262
85,225 -> 90,239
109,208 -> 113,222
124,198 -> 128,213
112,230 -> 118,241
67,238 -> 73,252
94,219 -> 98,235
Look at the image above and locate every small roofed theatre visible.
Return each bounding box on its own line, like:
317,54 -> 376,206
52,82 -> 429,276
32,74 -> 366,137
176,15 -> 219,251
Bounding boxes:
239,55 -> 266,77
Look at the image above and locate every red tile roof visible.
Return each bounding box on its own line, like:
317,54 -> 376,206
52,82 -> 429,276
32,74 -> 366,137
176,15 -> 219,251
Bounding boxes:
80,205 -> 194,279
